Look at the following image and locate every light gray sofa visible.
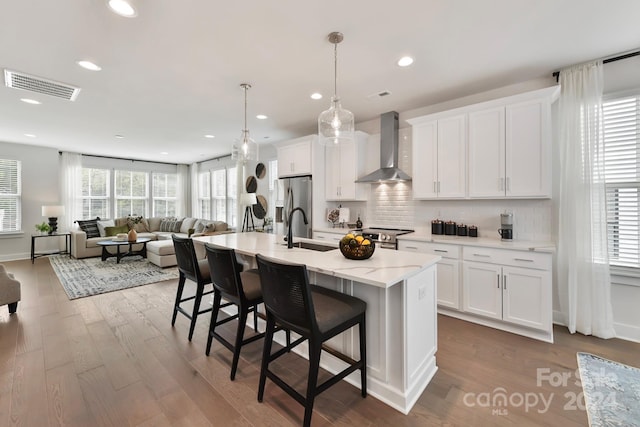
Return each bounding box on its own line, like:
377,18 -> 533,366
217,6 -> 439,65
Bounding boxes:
70,216 -> 232,259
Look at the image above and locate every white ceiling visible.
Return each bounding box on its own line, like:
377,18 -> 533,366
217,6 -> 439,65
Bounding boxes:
1,0 -> 639,164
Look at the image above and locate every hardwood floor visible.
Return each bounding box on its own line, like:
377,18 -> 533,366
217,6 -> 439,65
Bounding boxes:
1,257 -> 639,426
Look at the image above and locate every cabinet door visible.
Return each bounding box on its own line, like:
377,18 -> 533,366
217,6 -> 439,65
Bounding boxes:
325,145 -> 341,199
278,141 -> 312,178
502,266 -> 551,330
505,99 -> 550,197
468,107 -> 505,197
411,121 -> 438,199
437,115 -> 467,198
462,261 -> 502,320
436,259 -> 460,309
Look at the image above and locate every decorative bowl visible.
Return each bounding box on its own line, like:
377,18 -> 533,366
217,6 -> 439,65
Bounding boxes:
339,234 -> 375,260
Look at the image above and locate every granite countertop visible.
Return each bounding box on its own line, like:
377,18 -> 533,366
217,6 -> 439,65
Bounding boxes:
193,232 -> 440,288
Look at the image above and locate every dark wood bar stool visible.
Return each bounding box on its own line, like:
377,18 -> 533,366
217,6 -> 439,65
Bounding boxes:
171,235 -> 215,341
255,254 -> 367,427
204,243 -> 266,380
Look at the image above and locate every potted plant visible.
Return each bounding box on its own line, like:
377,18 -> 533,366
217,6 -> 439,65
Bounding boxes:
35,222 -> 51,235
127,215 -> 143,242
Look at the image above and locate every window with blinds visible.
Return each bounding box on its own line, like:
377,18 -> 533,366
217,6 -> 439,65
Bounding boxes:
603,95 -> 640,268
0,159 -> 21,233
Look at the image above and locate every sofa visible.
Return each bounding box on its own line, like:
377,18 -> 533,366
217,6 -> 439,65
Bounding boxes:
70,216 -> 232,260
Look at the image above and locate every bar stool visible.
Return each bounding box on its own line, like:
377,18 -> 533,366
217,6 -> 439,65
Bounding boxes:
171,235 -> 215,341
255,254 -> 367,427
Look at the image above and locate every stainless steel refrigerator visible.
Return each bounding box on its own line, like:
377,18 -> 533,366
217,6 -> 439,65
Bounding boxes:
279,175 -> 312,239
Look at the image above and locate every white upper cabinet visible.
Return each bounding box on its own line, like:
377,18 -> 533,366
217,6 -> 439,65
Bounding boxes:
276,135 -> 315,178
325,131 -> 369,201
409,114 -> 467,199
468,87 -> 558,198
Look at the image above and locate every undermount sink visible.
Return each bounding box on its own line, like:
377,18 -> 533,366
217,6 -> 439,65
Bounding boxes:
282,241 -> 337,252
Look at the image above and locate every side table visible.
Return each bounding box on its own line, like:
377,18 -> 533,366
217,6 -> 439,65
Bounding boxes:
31,232 -> 72,264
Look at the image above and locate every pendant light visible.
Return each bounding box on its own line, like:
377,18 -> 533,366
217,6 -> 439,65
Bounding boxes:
318,32 -> 355,146
232,83 -> 258,163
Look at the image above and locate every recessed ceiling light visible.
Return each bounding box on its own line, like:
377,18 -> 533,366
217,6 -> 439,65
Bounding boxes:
256,114 -> 267,120
24,133 -> 36,138
397,56 -> 414,67
204,134 -> 215,139
160,152 -> 168,155
107,0 -> 137,17
115,134 -> 125,139
311,93 -> 323,100
20,98 -> 41,105
77,60 -> 102,71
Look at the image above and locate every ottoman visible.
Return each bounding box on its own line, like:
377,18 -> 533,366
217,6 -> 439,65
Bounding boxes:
147,240 -> 177,267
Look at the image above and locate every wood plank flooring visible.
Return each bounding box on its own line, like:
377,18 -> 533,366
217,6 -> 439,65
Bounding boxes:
1,257 -> 639,426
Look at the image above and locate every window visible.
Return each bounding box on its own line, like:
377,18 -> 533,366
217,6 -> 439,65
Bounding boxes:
152,172 -> 177,217
0,159 -> 21,233
212,169 -> 226,221
115,170 -> 148,217
81,168 -> 110,219
227,166 -> 237,227
603,95 -> 640,268
197,171 -> 211,219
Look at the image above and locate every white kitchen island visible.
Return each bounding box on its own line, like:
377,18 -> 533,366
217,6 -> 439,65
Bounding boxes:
192,232 -> 441,414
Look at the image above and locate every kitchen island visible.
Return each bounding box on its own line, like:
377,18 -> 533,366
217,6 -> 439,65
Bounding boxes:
192,232 -> 441,414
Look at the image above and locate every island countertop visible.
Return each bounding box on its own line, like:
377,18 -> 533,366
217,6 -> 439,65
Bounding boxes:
192,232 -> 440,289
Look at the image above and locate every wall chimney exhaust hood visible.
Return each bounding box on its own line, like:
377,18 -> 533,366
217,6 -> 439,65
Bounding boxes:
356,111 -> 411,183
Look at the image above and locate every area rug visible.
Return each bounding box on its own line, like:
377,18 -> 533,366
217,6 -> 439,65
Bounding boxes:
49,255 -> 179,300
577,352 -> 640,427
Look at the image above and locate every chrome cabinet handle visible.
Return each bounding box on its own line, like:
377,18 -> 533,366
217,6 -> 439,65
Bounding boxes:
497,274 -> 500,288
473,253 -> 490,258
504,275 -> 507,290
405,246 -> 418,250
514,258 -> 534,262
434,249 -> 448,253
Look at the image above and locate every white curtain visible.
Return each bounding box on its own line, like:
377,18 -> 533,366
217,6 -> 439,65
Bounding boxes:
557,61 -> 615,338
176,164 -> 189,217
190,162 -> 199,217
59,152 -> 83,230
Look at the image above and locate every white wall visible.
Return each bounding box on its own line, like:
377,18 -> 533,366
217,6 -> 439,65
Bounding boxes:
0,141 -> 60,261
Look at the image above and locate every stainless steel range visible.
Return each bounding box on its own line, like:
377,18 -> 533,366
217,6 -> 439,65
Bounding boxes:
361,227 -> 414,250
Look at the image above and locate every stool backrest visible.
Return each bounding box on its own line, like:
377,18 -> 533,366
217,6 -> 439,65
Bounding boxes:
255,254 -> 316,335
204,243 -> 242,299
172,235 -> 202,283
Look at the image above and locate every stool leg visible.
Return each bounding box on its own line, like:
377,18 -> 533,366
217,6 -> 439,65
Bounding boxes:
303,342 -> 322,427
230,307 -> 248,381
172,274 -> 186,326
206,292 -> 222,356
258,315 -> 276,402
359,314 -> 367,397
8,302 -> 18,314
188,283 -> 204,341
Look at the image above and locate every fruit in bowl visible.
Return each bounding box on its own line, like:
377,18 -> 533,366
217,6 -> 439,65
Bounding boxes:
339,233 -> 375,260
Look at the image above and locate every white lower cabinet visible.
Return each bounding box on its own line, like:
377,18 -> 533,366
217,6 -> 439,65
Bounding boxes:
398,239 -> 554,342
312,230 -> 343,244
462,246 -> 552,334
398,241 -> 460,310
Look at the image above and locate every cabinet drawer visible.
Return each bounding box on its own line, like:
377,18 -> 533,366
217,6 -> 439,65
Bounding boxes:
398,241 -> 460,259
463,246 -> 551,270
312,231 -> 343,243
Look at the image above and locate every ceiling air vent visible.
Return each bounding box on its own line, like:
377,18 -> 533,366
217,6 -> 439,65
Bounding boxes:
4,69 -> 80,101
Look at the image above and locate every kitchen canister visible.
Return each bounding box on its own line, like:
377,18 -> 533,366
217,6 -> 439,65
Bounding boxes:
468,225 -> 478,237
431,219 -> 444,235
456,224 -> 468,236
444,221 -> 457,235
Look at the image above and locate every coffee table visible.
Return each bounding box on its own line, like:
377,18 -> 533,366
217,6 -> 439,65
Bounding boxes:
96,238 -> 152,263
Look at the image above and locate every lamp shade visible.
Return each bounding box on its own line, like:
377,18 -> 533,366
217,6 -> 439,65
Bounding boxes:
240,193 -> 257,206
42,205 -> 65,217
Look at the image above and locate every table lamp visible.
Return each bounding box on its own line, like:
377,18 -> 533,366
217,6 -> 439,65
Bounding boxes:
42,205 -> 65,234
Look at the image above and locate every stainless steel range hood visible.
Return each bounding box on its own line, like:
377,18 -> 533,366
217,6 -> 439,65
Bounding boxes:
355,111 -> 411,182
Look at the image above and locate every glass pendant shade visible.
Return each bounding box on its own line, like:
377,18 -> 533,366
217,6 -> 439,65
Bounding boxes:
318,96 -> 355,145
231,83 -> 258,163
318,32 -> 354,146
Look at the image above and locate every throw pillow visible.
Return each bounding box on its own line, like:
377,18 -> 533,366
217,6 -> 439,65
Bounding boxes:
105,224 -> 129,237
204,222 -> 217,234
76,218 -> 101,238
193,220 -> 206,234
159,217 -> 179,232
97,219 -> 114,237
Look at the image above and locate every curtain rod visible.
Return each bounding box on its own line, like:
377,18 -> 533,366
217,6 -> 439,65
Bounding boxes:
59,151 -> 182,166
552,49 -> 640,81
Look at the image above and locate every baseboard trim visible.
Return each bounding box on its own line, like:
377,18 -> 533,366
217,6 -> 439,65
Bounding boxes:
0,253 -> 30,262
553,310 -> 640,343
